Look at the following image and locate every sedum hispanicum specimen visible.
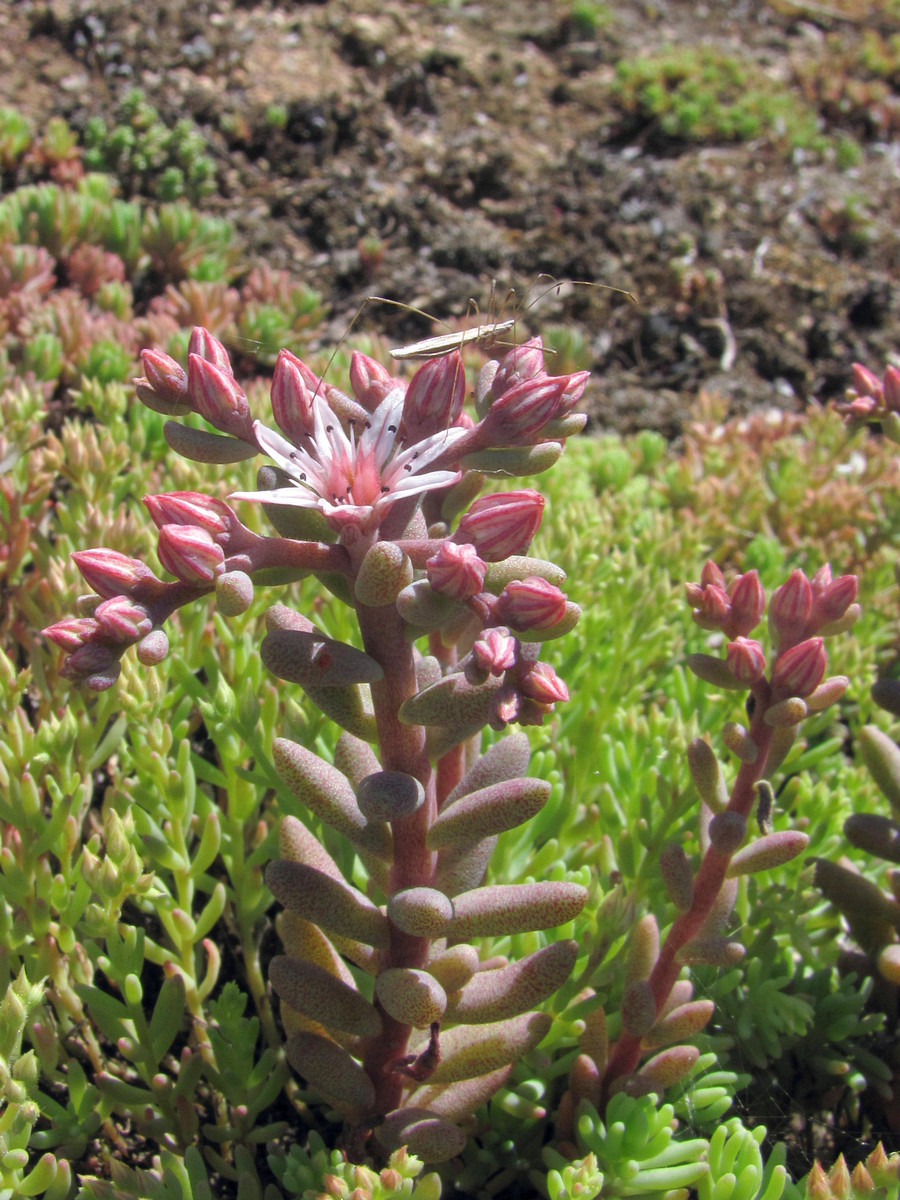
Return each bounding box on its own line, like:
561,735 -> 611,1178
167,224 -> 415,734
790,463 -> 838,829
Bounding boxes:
46,326 -> 591,1163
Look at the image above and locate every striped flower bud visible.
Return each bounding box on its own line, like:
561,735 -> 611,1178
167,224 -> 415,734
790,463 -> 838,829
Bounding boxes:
769,569 -> 812,640
43,615 -> 99,651
480,374 -> 569,442
810,567 -> 858,628
426,542 -> 486,600
93,596 -> 152,643
270,349 -> 316,444
144,491 -> 236,540
726,637 -> 766,685
188,326 -> 233,375
403,352 -> 466,440
349,350 -> 399,409
771,637 -> 827,698
72,548 -> 161,600
496,577 -> 567,631
885,365 -> 900,412
139,348 -> 189,407
488,338 -> 547,399
728,570 -> 765,636
156,524 -> 224,584
455,490 -> 545,562
519,661 -> 569,704
686,582 -> 729,629
471,628 -> 518,675
187,353 -> 252,437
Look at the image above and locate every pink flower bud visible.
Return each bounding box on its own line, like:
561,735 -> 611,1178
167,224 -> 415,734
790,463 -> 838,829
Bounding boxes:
188,326 -> 233,376
60,642 -> 121,687
481,374 -> 569,442
771,637 -> 827,698
156,524 -> 224,584
497,576 -> 568,630
72,548 -> 160,600
472,628 -> 518,674
403,352 -> 466,440
728,571 -> 765,636
93,596 -> 152,643
700,560 -> 726,589
140,348 -> 188,405
188,354 -> 251,435
489,337 -> 546,398
43,616 -> 99,651
811,571 -> 858,627
455,490 -> 545,562
491,684 -> 522,727
137,629 -> 169,666
850,362 -> 882,401
726,637 -> 766,684
885,366 -> 900,412
556,370 -> 591,415
688,583 -> 729,629
426,541 -> 486,599
271,349 -> 316,444
349,351 -> 398,409
520,660 -> 569,704
144,491 -> 236,539
769,569 -> 812,638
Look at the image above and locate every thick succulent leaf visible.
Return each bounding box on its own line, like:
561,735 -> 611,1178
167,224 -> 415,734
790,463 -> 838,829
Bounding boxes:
262,628 -> 384,688
357,771 -> 425,822
375,969 -> 447,1028
446,881 -> 587,938
446,940 -> 577,1024
285,1032 -> 375,1113
278,911 -> 356,989
334,732 -> 381,788
443,732 -> 531,808
270,955 -> 382,1036
426,777 -> 550,849
302,681 -> 379,743
436,835 -> 497,897
410,1065 -> 513,1121
377,1107 -> 467,1164
273,738 -> 391,858
427,944 -> 480,992
164,421 -> 257,463
399,673 -> 503,726
387,887 -> 453,937
642,999 -> 714,1051
423,1011 -> 552,1084
267,860 -> 390,948
725,830 -> 809,876
278,815 -> 343,880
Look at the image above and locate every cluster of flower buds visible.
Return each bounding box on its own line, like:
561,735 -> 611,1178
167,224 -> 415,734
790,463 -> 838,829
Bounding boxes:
685,562 -> 858,733
838,361 -> 900,425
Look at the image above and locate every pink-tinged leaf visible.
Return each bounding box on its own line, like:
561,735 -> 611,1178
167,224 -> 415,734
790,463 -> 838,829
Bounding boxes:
387,887 -> 454,937
266,860 -> 390,949
399,671 -> 504,726
878,944 -> 900,986
435,836 -> 497,897
642,1000 -> 715,1050
278,815 -> 343,880
624,915 -> 659,989
813,857 -> 900,950
375,969 -> 447,1028
355,540 -> 414,607
446,881 -> 587,938
445,940 -> 577,1024
844,813 -> 900,863
858,725 -> 900,817
272,738 -> 390,858
377,1107 -> 467,1164
708,811 -> 747,855
410,1066 -> 513,1121
270,956 -> 382,1037
262,629 -> 384,688
659,843 -> 694,911
302,681 -> 379,745
686,738 -> 728,812
446,729 -> 535,806
621,980 -> 656,1037
675,937 -> 746,967
569,1053 -> 601,1108
423,1011 -> 553,1084
334,731 -> 381,788
285,1031 -> 375,1114
357,771 -> 425,822
278,911 -> 356,989
636,1044 -> 700,1089
426,777 -> 550,849
395,579 -> 460,631
163,421 -> 257,463
427,944 -> 480,993
726,830 -> 810,877
577,1004 -> 608,1072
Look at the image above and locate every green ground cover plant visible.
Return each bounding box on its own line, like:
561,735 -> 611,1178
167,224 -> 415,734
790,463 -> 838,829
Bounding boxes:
2,102 -> 900,1200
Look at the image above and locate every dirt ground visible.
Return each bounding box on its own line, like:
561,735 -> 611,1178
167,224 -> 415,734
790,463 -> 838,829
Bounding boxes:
2,0 -> 899,433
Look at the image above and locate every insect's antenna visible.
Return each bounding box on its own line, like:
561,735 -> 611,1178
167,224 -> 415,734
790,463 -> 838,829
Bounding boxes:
524,273 -> 638,314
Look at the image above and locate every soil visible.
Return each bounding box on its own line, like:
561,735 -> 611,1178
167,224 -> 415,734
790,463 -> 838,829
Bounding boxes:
2,0 -> 900,435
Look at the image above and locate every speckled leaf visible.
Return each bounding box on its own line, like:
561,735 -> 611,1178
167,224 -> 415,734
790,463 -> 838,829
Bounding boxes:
334,732 -> 381,789
375,969 -> 447,1028
444,732 -> 531,807
446,881 -> 587,938
399,672 -> 504,727
278,911 -> 356,989
642,1000 -> 715,1051
410,1066 -> 513,1121
267,860 -> 390,948
482,556 -> 566,593
270,955 -> 382,1037
164,421 -> 257,463
636,1044 -> 700,1089
303,681 -> 379,744
377,1107 -> 467,1164
424,1011 -> 552,1084
446,940 -> 577,1024
726,830 -> 809,877
578,1002 -> 608,1072
278,815 -> 343,881
387,887 -> 453,937
624,915 -> 659,988
435,836 -> 497,897
285,1032 -> 375,1113
273,738 -> 390,858
355,540 -> 414,607
263,629 -> 384,688
427,944 -> 480,993
426,777 -> 550,849
621,980 -> 657,1037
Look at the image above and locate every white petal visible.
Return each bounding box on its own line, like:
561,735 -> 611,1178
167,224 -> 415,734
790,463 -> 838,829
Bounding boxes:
230,487 -> 321,509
